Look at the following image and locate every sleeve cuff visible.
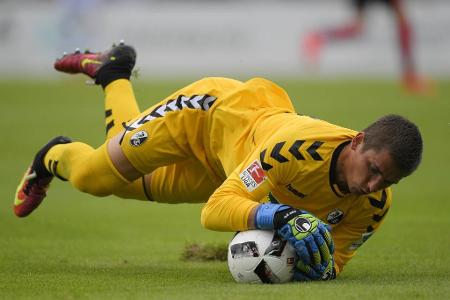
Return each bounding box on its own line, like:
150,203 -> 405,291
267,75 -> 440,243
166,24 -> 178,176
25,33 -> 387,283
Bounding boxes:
254,203 -> 289,230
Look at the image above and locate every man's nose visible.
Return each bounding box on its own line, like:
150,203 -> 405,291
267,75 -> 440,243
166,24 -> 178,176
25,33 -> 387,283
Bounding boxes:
368,175 -> 383,193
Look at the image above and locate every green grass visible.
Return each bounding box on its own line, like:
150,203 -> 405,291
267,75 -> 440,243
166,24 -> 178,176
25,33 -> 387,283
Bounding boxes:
0,77 -> 449,299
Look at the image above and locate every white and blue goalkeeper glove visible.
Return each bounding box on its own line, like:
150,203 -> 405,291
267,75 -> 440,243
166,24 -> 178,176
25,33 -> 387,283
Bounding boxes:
255,203 -> 335,281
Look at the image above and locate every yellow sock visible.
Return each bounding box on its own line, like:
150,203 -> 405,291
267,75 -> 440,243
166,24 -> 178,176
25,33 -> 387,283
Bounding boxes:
44,142 -> 130,197
104,79 -> 141,139
42,79 -> 148,200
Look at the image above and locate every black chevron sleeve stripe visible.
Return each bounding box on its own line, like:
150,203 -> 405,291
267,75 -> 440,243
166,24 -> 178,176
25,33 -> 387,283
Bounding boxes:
368,189 -> 387,209
149,105 -> 164,118
260,149 -> 273,171
183,98 -> 195,109
105,109 -> 112,118
270,141 -> 289,163
198,95 -> 208,107
306,141 -> 324,161
164,100 -> 175,112
175,96 -> 184,110
106,120 -> 114,134
373,208 -> 389,222
288,140 -> 305,160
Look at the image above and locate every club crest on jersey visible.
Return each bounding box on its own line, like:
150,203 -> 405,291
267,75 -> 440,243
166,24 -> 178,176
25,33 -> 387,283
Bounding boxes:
294,217 -> 312,233
130,130 -> 148,147
239,160 -> 267,192
327,209 -> 344,225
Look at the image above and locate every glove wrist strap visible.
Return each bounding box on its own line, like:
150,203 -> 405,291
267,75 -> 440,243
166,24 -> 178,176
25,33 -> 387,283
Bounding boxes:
273,207 -> 305,229
254,203 -> 289,230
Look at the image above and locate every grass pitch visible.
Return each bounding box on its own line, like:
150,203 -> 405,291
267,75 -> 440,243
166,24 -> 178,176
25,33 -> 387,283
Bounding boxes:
0,78 -> 449,299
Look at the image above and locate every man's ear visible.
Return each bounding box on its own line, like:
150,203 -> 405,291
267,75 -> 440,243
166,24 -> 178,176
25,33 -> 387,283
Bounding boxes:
351,132 -> 365,150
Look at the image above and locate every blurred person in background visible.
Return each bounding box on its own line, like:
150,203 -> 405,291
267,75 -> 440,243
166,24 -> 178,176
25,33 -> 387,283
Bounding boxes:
302,0 -> 432,95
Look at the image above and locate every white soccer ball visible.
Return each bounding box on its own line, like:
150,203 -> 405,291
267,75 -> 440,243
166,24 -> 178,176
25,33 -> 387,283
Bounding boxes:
227,230 -> 296,283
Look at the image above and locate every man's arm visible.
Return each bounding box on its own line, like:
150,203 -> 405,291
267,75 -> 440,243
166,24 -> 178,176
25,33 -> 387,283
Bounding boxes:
247,206 -> 258,229
200,169 -> 266,231
201,129 -> 338,280
201,163 -> 335,281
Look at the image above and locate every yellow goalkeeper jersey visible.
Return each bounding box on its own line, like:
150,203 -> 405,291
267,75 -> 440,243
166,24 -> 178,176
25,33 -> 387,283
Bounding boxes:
121,77 -> 392,274
198,78 -> 392,274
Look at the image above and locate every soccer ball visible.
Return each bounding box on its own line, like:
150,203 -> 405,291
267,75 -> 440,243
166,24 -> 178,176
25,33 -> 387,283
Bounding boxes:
227,230 -> 296,283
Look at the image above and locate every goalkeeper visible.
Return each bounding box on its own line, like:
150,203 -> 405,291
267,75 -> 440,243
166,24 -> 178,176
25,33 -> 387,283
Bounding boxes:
14,43 -> 423,281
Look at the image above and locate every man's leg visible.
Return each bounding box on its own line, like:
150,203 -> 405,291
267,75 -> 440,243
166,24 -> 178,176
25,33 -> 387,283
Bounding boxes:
104,79 -> 140,138
54,41 -> 141,137
14,136 -> 135,217
54,42 -> 149,199
14,109 -> 190,217
389,0 -> 432,94
14,43 -> 147,217
150,160 -> 220,204
302,0 -> 365,66
14,72 -> 234,217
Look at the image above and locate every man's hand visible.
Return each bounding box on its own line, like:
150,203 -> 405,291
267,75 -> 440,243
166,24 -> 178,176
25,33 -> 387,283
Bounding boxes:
255,203 -> 335,281
275,211 -> 335,281
295,254 -> 335,281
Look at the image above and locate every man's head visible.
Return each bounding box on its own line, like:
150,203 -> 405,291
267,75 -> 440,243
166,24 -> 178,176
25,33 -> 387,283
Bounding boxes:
344,114 -> 423,195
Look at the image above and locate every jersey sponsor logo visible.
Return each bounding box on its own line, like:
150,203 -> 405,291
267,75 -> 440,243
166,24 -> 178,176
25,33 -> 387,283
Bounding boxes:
130,130 -> 148,147
348,231 -> 374,251
286,184 -> 306,199
326,209 -> 344,225
120,94 -> 217,144
294,217 -> 312,233
240,160 -> 267,192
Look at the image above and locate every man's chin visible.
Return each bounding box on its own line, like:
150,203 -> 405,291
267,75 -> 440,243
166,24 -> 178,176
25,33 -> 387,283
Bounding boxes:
350,187 -> 365,195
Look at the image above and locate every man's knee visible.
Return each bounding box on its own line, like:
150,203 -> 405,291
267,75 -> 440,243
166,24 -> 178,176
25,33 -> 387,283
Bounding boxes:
69,143 -> 130,197
70,164 -> 114,197
107,133 -> 143,182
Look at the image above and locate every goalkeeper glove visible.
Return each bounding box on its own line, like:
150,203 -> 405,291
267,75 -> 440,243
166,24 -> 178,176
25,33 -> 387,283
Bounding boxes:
255,203 -> 334,281
294,257 -> 336,281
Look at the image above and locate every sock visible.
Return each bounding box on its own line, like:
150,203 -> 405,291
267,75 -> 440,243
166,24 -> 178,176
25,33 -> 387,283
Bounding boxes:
104,79 -> 141,139
44,142 -> 129,197
95,59 -> 135,89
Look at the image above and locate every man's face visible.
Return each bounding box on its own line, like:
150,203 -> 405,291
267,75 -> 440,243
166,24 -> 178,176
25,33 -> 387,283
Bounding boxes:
345,134 -> 404,195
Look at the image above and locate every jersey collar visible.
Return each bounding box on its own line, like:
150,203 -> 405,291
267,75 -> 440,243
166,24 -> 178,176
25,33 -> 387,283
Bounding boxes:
329,140 -> 351,197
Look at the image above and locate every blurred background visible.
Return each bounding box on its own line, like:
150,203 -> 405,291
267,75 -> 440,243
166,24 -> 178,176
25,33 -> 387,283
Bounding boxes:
0,0 -> 449,79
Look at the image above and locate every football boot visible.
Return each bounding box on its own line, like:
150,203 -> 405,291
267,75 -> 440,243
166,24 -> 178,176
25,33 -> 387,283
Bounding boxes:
54,41 -> 136,84
14,136 -> 72,217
